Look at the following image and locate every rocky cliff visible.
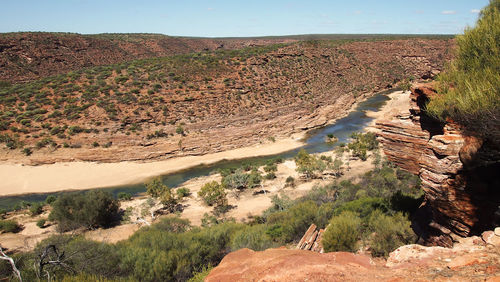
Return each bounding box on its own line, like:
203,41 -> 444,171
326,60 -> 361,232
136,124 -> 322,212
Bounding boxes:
376,83 -> 500,246
0,38 -> 454,164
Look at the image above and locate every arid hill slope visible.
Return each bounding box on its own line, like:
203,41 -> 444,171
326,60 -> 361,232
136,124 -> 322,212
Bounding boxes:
0,32 -> 297,83
0,38 -> 454,164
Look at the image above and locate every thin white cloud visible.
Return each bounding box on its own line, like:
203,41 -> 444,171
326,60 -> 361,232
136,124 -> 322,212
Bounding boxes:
441,10 -> 457,15
207,7 -> 214,11
470,9 -> 480,14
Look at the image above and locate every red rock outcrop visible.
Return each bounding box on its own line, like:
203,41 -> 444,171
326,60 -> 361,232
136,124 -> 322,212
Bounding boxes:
206,229 -> 500,281
376,83 -> 500,246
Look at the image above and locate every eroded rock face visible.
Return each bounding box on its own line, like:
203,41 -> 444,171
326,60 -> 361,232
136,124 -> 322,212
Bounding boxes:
376,84 -> 500,246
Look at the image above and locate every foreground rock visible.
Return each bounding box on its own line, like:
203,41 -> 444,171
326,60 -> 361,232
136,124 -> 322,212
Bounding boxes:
206,230 -> 500,281
376,83 -> 500,246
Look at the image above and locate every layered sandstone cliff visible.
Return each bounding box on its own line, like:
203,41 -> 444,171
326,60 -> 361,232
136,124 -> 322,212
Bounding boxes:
376,84 -> 500,246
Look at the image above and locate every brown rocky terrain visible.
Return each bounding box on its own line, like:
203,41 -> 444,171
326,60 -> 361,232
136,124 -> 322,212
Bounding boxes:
0,32 -> 297,83
376,84 -> 500,246
206,228 -> 500,281
0,38 -> 454,164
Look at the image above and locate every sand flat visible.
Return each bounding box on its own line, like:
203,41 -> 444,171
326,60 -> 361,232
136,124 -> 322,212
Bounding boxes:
0,135 -> 304,196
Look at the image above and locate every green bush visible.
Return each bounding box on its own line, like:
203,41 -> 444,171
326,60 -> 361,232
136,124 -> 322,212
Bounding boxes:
149,217 -> 191,233
146,177 -> 167,198
230,224 -> 276,251
45,195 -> 57,205
295,149 -> 327,178
117,192 -> 132,201
29,202 -> 44,216
49,190 -> 120,231
322,211 -> 362,252
176,187 -> 191,198
427,0 -> 500,140
367,210 -> 416,257
36,219 -> 46,228
198,181 -> 227,207
0,220 -> 21,233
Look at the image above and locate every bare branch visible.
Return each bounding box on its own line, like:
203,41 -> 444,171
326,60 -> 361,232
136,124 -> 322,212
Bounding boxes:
0,246 -> 22,282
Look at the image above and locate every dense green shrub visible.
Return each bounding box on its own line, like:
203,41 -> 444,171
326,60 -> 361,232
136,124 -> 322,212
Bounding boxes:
49,190 -> 120,231
36,219 -> 46,228
121,222 -> 243,281
427,0 -> 500,140
117,192 -> 132,201
29,202 -> 44,216
45,195 -> 57,205
145,177 -> 167,198
367,210 -> 416,257
347,132 -> 378,161
322,211 -> 362,252
176,187 -> 191,198
230,224 -> 276,251
0,219 -> 21,233
198,181 -> 227,207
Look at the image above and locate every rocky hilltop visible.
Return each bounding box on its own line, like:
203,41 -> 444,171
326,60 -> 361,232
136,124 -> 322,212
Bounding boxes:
0,32 -> 297,83
376,84 -> 500,246
206,228 -> 500,281
0,38 -> 454,164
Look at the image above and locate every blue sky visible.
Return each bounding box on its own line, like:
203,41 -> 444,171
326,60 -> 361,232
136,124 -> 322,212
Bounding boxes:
0,0 -> 489,37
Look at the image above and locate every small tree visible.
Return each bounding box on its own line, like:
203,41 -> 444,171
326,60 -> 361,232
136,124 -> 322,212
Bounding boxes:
295,149 -> 326,179
198,181 -> 227,207
146,177 -> 166,198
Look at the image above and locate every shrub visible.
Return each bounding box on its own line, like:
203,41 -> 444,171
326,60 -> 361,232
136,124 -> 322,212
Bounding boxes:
159,188 -> 178,212
222,169 -> 249,190
117,192 -> 132,201
49,190 -> 120,231
37,219 -> 46,228
322,211 -> 362,252
0,220 -> 21,233
45,195 -> 57,205
150,217 -> 190,233
29,202 -> 44,216
22,147 -> 33,156
295,149 -> 327,178
176,187 -> 191,198
367,210 -> 416,257
285,176 -> 295,187
264,172 -> 276,180
176,125 -> 184,135
198,181 -> 227,207
146,177 -> 167,198
230,224 -> 276,251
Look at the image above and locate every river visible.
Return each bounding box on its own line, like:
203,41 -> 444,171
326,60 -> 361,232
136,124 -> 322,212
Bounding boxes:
0,88 -> 394,209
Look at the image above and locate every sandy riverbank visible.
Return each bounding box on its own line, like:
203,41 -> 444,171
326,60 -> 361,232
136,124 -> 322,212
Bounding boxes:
365,90 -> 410,132
0,134 -> 304,196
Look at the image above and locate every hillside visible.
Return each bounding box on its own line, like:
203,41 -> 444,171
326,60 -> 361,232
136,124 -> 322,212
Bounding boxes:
0,37 -> 454,164
0,32 -> 298,83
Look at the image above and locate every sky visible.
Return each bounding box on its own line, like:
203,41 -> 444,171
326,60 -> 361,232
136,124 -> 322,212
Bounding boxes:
0,0 -> 489,37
